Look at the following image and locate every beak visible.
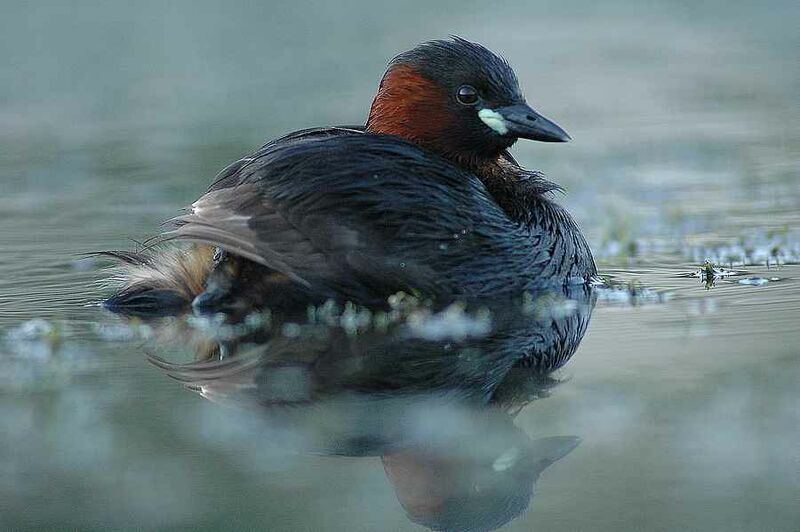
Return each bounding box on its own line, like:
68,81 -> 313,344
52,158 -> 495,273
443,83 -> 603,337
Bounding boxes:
494,103 -> 571,143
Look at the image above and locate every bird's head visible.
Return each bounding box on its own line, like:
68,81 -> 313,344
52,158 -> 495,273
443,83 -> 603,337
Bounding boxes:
366,37 -> 570,168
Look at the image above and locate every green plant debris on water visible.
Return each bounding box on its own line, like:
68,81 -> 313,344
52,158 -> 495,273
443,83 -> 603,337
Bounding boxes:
593,202 -> 800,268
681,225 -> 800,268
1,320 -> 97,391
738,277 -> 780,286
186,311 -> 272,340
683,260 -> 782,289
182,292 -> 497,342
682,260 -> 739,289
522,292 -> 581,319
5,318 -> 63,345
686,237 -> 800,268
405,302 -> 492,341
92,320 -> 154,341
593,277 -> 668,306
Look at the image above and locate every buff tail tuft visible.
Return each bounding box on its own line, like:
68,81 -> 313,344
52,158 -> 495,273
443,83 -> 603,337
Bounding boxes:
99,245 -> 214,316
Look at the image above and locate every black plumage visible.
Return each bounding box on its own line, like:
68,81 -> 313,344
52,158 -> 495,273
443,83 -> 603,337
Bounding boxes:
162,127 -> 594,308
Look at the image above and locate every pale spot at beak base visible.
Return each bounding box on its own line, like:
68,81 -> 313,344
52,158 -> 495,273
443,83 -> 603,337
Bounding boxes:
478,108 -> 509,135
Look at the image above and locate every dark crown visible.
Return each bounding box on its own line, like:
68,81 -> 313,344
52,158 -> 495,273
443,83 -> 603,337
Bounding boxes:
388,37 -> 522,102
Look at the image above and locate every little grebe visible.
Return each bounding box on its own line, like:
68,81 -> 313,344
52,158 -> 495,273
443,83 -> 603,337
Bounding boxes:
104,37 -> 596,314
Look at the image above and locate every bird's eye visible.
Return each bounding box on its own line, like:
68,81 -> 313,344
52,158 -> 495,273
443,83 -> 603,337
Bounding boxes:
456,85 -> 479,106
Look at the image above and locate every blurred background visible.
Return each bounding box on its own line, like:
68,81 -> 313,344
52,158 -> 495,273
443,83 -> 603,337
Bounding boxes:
1,1 -> 798,530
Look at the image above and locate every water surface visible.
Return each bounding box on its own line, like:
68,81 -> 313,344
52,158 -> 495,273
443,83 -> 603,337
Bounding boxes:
1,1 -> 798,530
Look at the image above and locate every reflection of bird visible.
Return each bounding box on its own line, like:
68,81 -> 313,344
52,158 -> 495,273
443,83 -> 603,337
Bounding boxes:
141,285 -> 593,531
149,285 -> 595,403
103,37 -> 595,315
383,433 -> 580,532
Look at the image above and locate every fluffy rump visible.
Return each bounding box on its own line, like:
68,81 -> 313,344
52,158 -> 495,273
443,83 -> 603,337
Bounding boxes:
99,245 -> 214,316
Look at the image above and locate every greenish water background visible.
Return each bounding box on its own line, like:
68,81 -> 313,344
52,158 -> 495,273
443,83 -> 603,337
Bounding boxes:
1,1 -> 798,530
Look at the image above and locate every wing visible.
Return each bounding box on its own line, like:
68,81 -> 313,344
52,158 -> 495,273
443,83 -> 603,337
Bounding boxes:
165,183 -> 322,287
162,132 -> 553,299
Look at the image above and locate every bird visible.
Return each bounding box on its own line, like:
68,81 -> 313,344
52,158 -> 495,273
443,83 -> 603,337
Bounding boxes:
102,37 -> 596,315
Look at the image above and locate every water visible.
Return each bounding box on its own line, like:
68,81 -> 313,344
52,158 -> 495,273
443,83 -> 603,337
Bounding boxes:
1,1 -> 799,530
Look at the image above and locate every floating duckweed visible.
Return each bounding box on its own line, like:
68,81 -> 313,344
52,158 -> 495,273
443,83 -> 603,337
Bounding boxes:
281,322 -> 302,338
738,277 -> 771,286
312,300 -> 341,326
404,302 -> 492,341
688,228 -> 800,268
594,278 -> 667,305
186,311 -> 271,340
7,318 -> 59,342
540,295 -> 579,320
702,260 -> 716,279
4,319 -> 67,360
93,321 -> 153,341
522,292 -> 579,319
692,260 -> 739,289
187,313 -> 226,331
244,310 -> 270,330
177,291 -> 498,342
339,302 -> 372,336
387,291 -> 427,313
